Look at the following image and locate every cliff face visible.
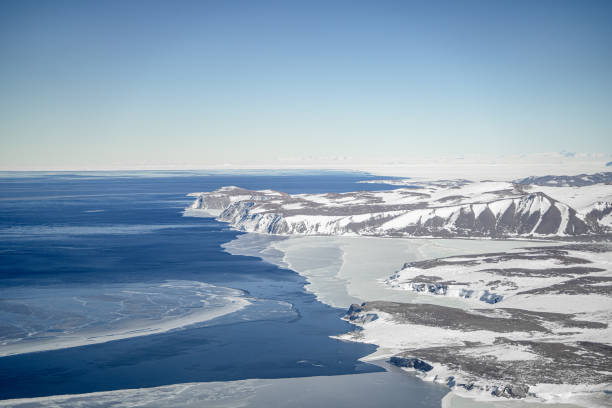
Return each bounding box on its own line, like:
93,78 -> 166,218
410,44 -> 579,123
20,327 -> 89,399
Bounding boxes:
188,184 -> 604,238
374,192 -> 589,237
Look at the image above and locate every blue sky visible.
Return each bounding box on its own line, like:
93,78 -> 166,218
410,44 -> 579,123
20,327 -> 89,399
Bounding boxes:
1,0 -> 611,169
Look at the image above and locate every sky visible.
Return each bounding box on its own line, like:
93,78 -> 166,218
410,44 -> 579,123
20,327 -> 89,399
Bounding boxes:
1,0 -> 611,170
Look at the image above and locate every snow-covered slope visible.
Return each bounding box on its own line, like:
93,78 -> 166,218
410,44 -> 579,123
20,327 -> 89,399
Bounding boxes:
376,192 -> 587,237
186,178 -> 611,237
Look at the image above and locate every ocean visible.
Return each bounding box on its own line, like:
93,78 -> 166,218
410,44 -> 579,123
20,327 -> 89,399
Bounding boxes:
0,171 -> 447,406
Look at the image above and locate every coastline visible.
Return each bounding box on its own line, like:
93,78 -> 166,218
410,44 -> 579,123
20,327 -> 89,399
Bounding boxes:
224,233 -> 559,309
218,231 -> 610,408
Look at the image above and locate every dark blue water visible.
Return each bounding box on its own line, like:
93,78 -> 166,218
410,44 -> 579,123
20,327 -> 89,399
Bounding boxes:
0,171 -> 401,399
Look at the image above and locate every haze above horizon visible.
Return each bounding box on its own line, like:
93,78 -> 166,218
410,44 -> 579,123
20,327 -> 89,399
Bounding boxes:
1,0 -> 611,170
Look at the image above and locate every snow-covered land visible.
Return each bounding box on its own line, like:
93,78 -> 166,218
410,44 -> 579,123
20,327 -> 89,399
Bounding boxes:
386,244 -> 612,311
187,174 -> 612,238
342,241 -> 612,407
185,172 -> 612,408
340,243 -> 612,408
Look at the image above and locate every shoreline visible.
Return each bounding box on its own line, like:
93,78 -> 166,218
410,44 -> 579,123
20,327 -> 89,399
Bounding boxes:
223,232 -> 560,310
217,229 -> 610,408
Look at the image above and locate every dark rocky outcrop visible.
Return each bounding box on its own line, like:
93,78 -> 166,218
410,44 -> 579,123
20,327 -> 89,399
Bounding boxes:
389,356 -> 433,372
491,384 -> 530,399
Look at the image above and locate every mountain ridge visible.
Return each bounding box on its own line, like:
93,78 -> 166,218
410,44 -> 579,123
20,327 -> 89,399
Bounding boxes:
187,178 -> 611,238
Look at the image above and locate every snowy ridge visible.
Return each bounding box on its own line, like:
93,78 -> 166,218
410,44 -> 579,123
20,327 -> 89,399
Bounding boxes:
186,182 -> 604,237
515,172 -> 612,187
376,192 -> 586,237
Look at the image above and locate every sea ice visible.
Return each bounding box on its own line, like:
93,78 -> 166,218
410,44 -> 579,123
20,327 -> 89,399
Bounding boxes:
0,280 -> 250,356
